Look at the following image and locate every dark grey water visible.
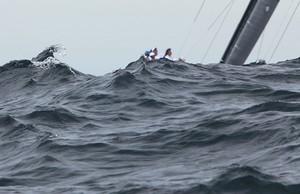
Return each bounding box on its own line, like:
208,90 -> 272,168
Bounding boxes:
1,46 -> 300,194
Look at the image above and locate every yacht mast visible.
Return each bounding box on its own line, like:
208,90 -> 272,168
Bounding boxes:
221,0 -> 280,65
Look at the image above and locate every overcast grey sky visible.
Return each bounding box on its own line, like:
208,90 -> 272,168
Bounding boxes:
1,0 -> 300,75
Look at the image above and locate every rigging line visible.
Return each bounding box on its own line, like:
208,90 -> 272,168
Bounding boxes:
264,0 -> 295,60
201,0 -> 235,63
186,0 -> 235,59
194,0 -> 206,23
269,0 -> 300,62
207,0 -> 236,31
178,0 -> 206,56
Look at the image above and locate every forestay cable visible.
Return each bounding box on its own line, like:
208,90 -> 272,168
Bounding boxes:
269,0 -> 300,62
201,0 -> 235,63
186,0 -> 235,59
193,0 -> 206,23
178,0 -> 206,56
207,0 -> 236,31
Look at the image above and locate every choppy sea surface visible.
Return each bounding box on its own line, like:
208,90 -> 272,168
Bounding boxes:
1,45 -> 300,194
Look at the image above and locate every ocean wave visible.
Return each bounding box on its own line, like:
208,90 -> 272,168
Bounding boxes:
240,101 -> 300,114
209,166 -> 300,194
173,166 -> 300,194
1,46 -> 300,193
24,108 -> 82,123
110,70 -> 138,89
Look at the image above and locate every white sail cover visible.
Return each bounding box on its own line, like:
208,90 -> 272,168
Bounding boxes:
221,0 -> 280,65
